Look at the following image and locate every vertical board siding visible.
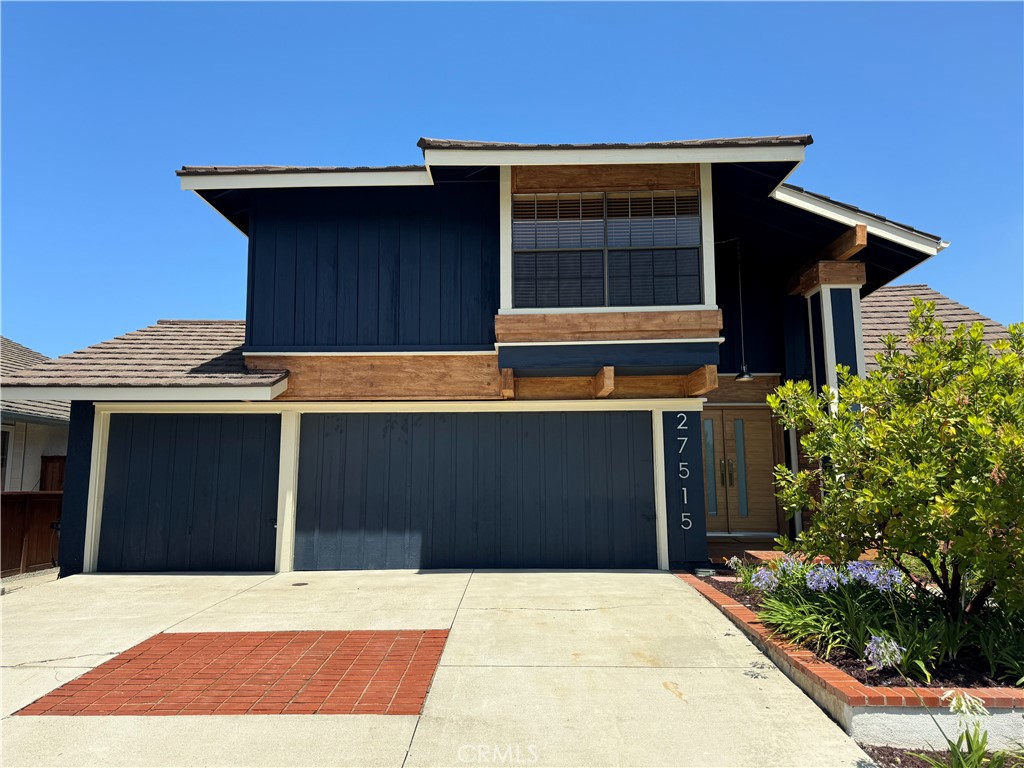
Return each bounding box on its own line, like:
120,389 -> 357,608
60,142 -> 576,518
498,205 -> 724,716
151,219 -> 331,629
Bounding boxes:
829,288 -> 860,376
294,412 -> 657,570
246,183 -> 500,350
98,414 -> 281,573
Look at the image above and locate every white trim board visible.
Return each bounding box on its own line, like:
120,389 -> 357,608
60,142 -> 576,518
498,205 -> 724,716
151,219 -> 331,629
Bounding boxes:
94,399 -> 706,416
498,304 -> 719,315
83,410 -> 111,573
1,382 -> 290,402
423,146 -> 806,167
771,186 -> 949,256
499,166 -> 513,310
180,169 -> 433,191
651,412 -> 670,570
699,163 -> 717,307
274,412 -> 301,574
495,337 -> 724,347
242,350 -> 495,357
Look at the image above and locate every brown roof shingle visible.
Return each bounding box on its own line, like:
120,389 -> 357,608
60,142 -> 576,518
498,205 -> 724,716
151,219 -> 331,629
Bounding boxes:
861,285 -> 1010,371
1,321 -> 286,389
1,337 -> 71,422
417,135 -> 813,151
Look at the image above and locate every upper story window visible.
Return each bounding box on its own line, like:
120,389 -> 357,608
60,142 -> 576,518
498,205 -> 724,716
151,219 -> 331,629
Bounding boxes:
511,190 -> 701,308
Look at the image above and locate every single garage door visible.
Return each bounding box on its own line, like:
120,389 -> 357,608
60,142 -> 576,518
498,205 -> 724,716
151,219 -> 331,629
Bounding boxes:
294,411 -> 657,570
98,413 -> 280,572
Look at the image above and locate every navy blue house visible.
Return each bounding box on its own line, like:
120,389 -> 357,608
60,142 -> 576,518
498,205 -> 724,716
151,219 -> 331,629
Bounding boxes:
2,136 -> 948,576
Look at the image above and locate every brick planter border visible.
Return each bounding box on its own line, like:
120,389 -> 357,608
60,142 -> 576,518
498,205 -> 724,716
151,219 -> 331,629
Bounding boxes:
678,574 -> 1024,749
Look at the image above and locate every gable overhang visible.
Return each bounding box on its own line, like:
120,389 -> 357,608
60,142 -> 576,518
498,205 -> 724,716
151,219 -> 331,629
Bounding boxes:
771,185 -> 949,257
0,380 -> 290,402
421,144 -> 807,168
179,167 -> 434,192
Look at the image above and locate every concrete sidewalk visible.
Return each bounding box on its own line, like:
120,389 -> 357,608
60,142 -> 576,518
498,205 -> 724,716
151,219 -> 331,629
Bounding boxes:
2,570 -> 874,767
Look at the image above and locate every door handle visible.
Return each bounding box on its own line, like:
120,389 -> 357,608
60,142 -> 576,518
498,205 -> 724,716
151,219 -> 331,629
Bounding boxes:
719,459 -> 727,487
727,458 -> 735,487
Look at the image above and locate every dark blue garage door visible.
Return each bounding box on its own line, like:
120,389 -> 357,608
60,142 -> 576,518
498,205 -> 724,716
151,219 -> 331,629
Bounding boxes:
98,413 -> 280,572
294,411 -> 657,570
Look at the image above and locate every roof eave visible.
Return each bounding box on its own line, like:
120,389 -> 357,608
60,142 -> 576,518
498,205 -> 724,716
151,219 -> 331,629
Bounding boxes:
770,185 -> 948,257
179,168 -> 433,192
1,379 -> 289,402
420,144 -> 808,168
0,409 -> 70,426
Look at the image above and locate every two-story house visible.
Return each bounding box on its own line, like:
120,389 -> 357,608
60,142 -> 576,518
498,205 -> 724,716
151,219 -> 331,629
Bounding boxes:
1,135 -> 948,577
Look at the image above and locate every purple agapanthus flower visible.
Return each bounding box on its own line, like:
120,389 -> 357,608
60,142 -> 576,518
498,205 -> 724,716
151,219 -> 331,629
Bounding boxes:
846,561 -> 878,584
874,567 -> 904,592
777,555 -> 801,576
805,565 -> 840,592
750,567 -> 779,592
865,635 -> 905,669
845,561 -> 904,593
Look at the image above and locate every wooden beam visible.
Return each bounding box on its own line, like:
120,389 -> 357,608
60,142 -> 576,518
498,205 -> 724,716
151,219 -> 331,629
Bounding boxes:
245,353 -> 503,401
494,309 -> 723,343
512,164 -> 698,194
593,366 -> 615,398
500,368 -> 516,400
681,365 -> 718,396
820,224 -> 867,261
789,260 -> 867,296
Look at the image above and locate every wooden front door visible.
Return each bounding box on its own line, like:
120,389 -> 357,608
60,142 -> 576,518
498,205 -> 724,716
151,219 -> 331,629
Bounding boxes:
701,408 -> 780,534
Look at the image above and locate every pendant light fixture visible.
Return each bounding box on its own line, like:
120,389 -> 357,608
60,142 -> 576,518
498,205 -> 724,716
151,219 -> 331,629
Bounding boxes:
734,240 -> 754,382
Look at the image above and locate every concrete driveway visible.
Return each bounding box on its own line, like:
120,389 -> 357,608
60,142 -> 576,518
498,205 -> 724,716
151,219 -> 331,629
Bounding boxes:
2,570 -> 873,767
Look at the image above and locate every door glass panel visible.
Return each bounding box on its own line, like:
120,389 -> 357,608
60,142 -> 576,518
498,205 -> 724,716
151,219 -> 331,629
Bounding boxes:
734,419 -> 749,517
703,418 -> 718,517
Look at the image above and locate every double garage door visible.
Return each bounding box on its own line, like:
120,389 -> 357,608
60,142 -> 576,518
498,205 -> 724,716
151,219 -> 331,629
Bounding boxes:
98,411 -> 657,572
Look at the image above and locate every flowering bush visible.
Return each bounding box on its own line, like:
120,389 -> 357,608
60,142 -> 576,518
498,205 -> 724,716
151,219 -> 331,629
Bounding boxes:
739,555 -> 1023,684
768,303 -> 1024,620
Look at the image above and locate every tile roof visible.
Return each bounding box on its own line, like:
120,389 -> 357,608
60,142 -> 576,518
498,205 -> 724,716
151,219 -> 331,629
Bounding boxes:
1,337 -> 71,422
177,165 -> 424,177
1,321 -> 287,389
417,135 -> 813,150
860,285 -> 1010,371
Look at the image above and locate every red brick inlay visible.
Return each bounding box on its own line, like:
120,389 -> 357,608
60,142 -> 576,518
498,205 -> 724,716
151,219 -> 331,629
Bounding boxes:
678,574 -> 1024,710
16,630 -> 448,717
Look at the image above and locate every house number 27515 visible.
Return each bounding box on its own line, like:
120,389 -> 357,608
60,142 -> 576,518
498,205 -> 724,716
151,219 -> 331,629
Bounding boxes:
676,413 -> 693,530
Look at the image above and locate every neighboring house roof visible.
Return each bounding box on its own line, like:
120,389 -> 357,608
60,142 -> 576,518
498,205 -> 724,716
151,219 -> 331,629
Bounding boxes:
1,321 -> 287,395
177,164 -> 425,177
1,336 -> 70,423
416,135 -> 814,150
860,285 -> 1011,371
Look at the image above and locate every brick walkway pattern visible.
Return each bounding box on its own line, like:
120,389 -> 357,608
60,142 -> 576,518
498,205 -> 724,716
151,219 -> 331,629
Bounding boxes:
17,630 -> 448,716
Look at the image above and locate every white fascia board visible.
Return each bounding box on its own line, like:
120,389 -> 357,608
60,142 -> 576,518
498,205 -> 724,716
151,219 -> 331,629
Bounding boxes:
180,170 -> 433,191
498,304 -> 719,315
423,146 -> 805,167
495,337 -> 724,347
771,186 -> 949,256
95,398 -> 706,415
1,380 -> 289,402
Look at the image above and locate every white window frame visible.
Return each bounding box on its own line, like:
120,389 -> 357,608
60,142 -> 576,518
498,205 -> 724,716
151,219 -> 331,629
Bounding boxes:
498,164 -> 718,313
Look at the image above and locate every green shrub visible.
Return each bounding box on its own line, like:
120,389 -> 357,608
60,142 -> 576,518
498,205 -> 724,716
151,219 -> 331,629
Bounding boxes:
767,302 -> 1024,621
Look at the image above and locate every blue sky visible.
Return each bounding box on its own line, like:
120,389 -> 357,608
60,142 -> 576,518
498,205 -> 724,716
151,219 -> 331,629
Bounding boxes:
2,2 -> 1021,357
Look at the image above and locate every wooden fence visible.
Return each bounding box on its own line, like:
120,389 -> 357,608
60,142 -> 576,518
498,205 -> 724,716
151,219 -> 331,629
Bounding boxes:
1,491 -> 62,576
